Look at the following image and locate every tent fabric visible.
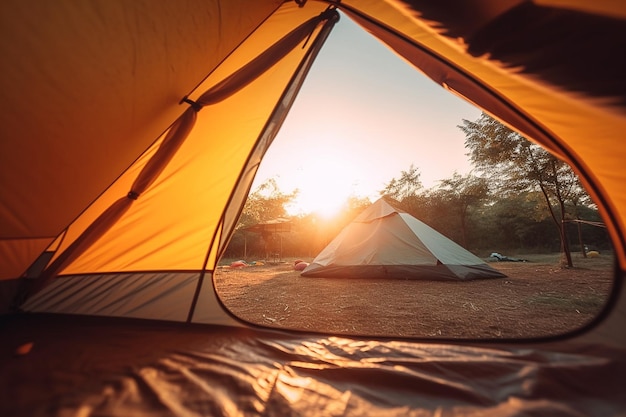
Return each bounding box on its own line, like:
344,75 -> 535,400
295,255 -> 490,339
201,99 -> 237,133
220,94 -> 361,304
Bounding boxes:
0,0 -> 331,282
10,2 -> 338,324
2,314 -> 626,417
1,1 -> 626,414
0,0 -> 284,279
27,8 -> 339,297
302,199 -> 507,280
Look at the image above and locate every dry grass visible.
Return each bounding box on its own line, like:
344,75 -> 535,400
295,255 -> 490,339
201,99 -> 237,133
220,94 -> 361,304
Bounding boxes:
214,253 -> 614,339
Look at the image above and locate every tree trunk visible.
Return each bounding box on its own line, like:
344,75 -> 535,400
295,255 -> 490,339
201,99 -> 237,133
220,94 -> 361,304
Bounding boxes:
537,182 -> 572,267
560,219 -> 573,267
553,161 -> 573,268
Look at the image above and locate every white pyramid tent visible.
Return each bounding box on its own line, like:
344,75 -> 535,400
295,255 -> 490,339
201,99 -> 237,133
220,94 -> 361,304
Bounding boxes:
302,199 -> 506,280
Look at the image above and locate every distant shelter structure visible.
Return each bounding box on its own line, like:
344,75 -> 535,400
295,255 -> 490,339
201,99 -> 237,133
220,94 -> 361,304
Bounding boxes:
243,218 -> 291,262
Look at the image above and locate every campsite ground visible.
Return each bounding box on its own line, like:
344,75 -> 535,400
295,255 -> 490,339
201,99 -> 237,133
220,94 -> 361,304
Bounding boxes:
215,253 -> 614,339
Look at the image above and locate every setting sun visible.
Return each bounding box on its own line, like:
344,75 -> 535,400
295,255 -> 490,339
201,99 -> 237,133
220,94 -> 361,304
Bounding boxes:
250,12 -> 479,220
282,151 -> 363,218
289,191 -> 347,219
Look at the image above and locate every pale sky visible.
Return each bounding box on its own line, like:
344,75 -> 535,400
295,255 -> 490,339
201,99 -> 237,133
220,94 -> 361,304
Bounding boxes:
253,12 -> 482,217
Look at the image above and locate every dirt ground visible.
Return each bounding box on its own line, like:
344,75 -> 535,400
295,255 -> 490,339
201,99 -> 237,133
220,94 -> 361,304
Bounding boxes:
214,253 -> 614,339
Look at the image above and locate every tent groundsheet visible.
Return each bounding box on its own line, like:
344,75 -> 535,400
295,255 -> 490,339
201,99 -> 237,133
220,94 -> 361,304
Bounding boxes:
2,314 -> 625,417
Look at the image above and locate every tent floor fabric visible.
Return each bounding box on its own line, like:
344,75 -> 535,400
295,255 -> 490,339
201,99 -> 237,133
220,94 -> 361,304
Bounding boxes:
2,314 -> 625,416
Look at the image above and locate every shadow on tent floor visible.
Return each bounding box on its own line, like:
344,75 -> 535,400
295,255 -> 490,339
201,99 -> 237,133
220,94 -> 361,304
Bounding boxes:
1,313 -> 625,416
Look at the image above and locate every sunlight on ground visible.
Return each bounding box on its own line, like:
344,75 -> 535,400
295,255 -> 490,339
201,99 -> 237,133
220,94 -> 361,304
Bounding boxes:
215,253 -> 614,338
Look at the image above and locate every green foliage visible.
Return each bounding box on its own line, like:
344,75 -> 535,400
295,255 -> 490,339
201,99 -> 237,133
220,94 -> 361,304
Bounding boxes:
380,164 -> 422,201
460,113 -> 586,202
459,113 -> 595,266
474,193 -> 559,251
433,172 -> 489,246
239,178 -> 297,228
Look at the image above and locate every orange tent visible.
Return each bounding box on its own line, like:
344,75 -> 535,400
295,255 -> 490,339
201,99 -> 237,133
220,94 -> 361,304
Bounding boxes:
1,1 -> 625,415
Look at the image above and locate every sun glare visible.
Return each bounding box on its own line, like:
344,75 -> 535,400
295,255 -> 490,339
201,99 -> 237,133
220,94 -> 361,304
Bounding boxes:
289,191 -> 347,219
282,152 -> 362,218
251,13 -> 479,220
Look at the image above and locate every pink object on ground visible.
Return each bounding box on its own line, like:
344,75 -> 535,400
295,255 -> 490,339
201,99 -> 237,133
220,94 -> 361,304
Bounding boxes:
294,262 -> 309,271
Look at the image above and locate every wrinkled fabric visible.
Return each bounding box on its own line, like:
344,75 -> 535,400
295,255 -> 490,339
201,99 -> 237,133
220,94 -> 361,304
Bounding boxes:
1,314 -> 625,417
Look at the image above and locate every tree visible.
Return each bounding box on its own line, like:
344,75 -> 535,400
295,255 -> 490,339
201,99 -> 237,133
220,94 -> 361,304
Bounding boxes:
435,172 -> 489,248
238,178 -> 297,227
379,164 -> 424,214
480,192 -> 559,252
460,113 -> 590,267
414,188 -> 460,243
225,178 -> 297,259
